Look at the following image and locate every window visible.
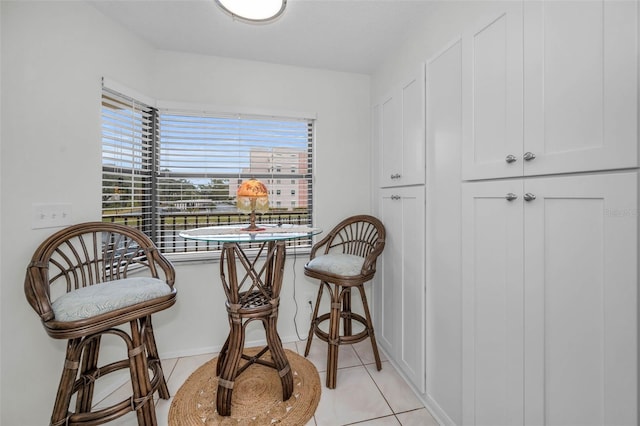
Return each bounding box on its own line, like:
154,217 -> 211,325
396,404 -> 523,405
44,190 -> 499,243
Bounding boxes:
101,86 -> 314,255
101,88 -> 156,235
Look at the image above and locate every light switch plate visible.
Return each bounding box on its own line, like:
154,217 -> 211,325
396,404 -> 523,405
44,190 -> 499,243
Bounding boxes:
32,203 -> 73,229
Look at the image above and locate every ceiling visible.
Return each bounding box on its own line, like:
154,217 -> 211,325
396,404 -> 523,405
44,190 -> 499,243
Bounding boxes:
89,0 -> 436,75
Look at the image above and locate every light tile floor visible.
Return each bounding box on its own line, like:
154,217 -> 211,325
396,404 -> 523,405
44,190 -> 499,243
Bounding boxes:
96,339 -> 439,426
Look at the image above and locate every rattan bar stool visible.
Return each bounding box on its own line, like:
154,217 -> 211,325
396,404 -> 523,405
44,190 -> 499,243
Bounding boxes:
215,240 -> 293,416
303,215 -> 386,389
24,222 -> 177,426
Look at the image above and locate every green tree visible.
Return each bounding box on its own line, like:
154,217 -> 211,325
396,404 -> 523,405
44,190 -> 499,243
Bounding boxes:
199,178 -> 232,201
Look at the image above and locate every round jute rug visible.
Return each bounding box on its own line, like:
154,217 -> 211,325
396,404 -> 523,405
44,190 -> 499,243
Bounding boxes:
168,348 -> 321,425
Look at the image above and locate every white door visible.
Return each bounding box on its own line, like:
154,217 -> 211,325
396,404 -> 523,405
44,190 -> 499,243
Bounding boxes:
462,4 -> 523,180
523,172 -> 638,426
462,179 -> 525,426
523,0 -> 638,175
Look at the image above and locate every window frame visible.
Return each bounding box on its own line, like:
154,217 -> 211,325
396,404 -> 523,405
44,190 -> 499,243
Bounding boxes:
101,84 -> 315,260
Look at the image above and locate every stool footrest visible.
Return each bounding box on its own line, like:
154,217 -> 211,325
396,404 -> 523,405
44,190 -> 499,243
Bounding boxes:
311,312 -> 372,345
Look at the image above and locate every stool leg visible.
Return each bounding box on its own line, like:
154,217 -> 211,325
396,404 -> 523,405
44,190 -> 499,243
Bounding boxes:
304,282 -> 325,357
75,336 -> 100,414
265,317 -> 293,401
50,338 -> 82,426
144,316 -> 170,400
217,321 -> 245,416
129,318 -> 157,426
357,284 -> 382,371
216,335 -> 231,376
326,284 -> 341,389
342,288 -> 352,337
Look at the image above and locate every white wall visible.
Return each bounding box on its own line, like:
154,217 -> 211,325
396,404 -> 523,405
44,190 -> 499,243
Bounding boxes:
2,2 -> 154,425
149,50 -> 372,361
1,2 -> 371,424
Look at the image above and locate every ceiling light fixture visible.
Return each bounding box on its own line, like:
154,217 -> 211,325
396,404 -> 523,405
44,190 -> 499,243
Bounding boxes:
215,0 -> 287,23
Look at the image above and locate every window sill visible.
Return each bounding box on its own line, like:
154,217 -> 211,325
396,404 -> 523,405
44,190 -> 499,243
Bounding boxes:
165,245 -> 312,264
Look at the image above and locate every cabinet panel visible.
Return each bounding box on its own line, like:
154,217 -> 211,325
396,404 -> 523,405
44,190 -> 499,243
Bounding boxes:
462,180 -> 524,426
523,0 -> 638,175
524,173 -> 638,426
378,186 -> 425,392
425,38 -> 463,424
462,5 -> 523,180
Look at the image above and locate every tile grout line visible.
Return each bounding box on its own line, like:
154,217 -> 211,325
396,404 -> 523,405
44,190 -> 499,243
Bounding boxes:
360,359 -> 400,424
350,343 -> 403,425
341,413 -> 401,426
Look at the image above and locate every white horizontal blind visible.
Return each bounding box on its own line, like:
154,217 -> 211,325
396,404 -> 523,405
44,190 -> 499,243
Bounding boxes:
157,111 -> 314,253
101,85 -> 314,255
101,88 -> 156,235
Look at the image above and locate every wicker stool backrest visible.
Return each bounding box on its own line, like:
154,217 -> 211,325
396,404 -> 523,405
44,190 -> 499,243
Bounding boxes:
25,222 -> 175,323
310,214 -> 386,277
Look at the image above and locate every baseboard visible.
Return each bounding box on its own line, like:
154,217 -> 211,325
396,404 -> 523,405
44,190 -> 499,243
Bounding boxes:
160,334 -> 305,361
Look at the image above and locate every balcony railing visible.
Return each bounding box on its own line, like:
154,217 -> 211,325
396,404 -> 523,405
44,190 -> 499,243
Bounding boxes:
103,210 -> 312,253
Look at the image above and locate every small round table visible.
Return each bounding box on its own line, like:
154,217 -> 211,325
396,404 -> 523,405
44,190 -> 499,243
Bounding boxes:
180,224 -> 321,416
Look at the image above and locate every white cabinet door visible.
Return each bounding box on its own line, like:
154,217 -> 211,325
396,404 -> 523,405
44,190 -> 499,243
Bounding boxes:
523,172 -> 638,426
463,172 -> 638,426
523,0 -> 638,175
462,179 -> 525,426
378,186 -> 426,392
378,188 -> 401,354
378,67 -> 425,187
463,1 -> 638,180
462,4 -> 524,180
380,92 -> 402,188
400,69 -> 426,186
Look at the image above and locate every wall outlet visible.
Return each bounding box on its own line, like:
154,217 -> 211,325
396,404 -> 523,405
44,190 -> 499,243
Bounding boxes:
32,203 -> 73,229
306,298 -> 314,319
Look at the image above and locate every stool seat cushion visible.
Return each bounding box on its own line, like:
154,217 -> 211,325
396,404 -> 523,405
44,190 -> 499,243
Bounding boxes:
306,253 -> 364,277
51,277 -> 172,322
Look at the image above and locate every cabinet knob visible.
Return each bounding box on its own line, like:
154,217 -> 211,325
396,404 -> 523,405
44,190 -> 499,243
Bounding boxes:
391,195 -> 401,200
523,152 -> 536,161
390,173 -> 401,179
505,193 -> 518,201
505,154 -> 517,164
524,193 -> 536,201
